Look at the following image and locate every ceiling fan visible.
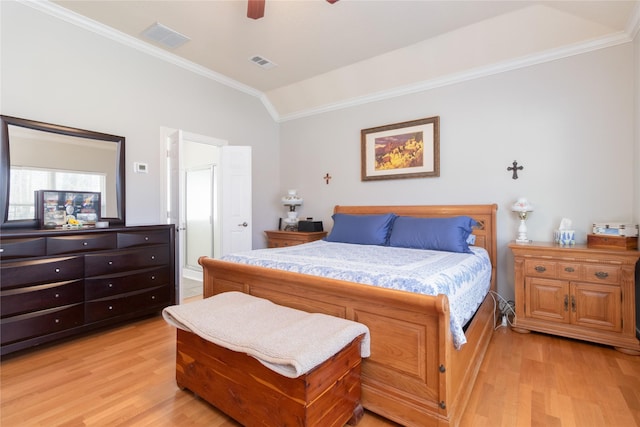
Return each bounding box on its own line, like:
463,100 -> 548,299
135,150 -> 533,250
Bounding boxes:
247,0 -> 339,20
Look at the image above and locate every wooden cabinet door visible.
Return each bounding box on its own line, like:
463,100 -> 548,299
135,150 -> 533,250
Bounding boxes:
571,282 -> 621,332
525,277 -> 570,323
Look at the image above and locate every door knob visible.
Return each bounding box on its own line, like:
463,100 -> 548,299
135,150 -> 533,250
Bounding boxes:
238,222 -> 248,227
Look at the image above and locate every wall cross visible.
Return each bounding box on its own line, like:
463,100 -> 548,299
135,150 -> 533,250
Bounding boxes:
507,160 -> 523,180
324,173 -> 332,184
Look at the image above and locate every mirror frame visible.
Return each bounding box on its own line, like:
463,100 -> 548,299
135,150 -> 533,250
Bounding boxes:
0,115 -> 126,230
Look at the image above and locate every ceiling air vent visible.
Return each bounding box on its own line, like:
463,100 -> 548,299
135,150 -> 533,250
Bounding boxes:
141,22 -> 190,49
249,55 -> 277,69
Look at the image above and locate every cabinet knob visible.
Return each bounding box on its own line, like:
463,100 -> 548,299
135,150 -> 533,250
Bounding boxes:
108,261 -> 113,265
564,267 -> 575,273
108,306 -> 113,310
108,283 -> 113,288
144,236 -> 149,241
151,275 -> 156,280
54,293 -> 60,298
151,255 -> 155,260
54,319 -> 60,323
151,295 -> 156,300
595,271 -> 609,279
55,268 -> 60,273
534,265 -> 546,272
83,242 -> 88,246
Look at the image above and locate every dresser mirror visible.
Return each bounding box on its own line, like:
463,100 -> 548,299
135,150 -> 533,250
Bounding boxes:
0,115 -> 125,229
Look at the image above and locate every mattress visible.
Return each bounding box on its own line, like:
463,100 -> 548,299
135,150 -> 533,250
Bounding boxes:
221,240 -> 492,348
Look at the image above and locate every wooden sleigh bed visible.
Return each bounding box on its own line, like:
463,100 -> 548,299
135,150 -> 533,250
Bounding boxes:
199,204 -> 498,427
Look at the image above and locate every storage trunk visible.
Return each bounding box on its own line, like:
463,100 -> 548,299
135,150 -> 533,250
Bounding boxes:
175,329 -> 364,426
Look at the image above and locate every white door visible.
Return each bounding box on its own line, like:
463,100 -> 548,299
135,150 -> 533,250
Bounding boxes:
166,131 -> 252,302
221,146 -> 252,256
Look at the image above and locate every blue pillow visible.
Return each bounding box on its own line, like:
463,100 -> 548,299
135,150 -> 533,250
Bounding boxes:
325,213 -> 397,246
389,216 -> 478,253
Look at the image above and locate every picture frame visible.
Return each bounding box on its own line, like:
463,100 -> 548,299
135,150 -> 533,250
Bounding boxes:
37,190 -> 101,229
361,116 -> 440,181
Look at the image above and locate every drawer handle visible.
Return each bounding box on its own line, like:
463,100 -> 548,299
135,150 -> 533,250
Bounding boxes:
595,271 -> 609,279
151,275 -> 156,280
108,261 -> 113,265
145,236 -> 149,241
151,295 -> 156,300
151,255 -> 155,260
108,283 -> 113,288
54,318 -> 60,323
55,268 -> 60,273
534,266 -> 546,273
108,305 -> 113,310
54,293 -> 60,298
564,267 -> 575,273
571,295 -> 576,312
564,295 -> 568,311
83,242 -> 88,246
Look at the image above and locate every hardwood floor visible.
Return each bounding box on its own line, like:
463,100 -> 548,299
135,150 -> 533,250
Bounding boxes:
2,315 -> 639,426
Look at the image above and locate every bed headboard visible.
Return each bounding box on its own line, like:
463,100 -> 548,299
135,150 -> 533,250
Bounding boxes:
333,204 -> 498,291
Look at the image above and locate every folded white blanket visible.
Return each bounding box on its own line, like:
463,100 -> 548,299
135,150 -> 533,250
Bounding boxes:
162,291 -> 370,378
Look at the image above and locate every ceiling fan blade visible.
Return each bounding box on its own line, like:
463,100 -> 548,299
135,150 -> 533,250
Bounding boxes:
247,0 -> 265,19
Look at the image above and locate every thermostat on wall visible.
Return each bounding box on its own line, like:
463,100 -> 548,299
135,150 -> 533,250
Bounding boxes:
134,162 -> 148,173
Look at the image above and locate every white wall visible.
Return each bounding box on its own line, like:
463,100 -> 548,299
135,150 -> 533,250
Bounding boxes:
280,43 -> 637,299
0,1 -> 281,248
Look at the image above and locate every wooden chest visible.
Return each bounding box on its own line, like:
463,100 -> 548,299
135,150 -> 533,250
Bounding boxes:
587,234 -> 638,250
175,329 -> 364,426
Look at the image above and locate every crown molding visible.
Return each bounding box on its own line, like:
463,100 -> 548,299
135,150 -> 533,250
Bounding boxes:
18,0 -> 272,112
278,30 -> 633,122
19,0 -> 639,124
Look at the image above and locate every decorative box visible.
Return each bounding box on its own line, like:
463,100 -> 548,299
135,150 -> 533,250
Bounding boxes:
587,234 -> 638,250
592,223 -> 639,237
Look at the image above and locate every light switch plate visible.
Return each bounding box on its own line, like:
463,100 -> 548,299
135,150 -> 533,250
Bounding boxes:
134,162 -> 148,173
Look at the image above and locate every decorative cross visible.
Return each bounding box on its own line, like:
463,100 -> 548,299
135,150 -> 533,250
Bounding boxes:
323,173 -> 332,184
507,160 -> 523,180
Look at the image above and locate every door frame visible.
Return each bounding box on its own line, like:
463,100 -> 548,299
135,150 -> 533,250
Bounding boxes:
160,127 -> 227,302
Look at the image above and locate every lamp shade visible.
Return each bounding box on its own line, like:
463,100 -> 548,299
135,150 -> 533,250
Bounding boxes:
511,197 -> 533,212
281,189 -> 303,207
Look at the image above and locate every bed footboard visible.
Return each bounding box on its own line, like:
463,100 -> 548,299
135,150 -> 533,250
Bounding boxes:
199,257 -> 493,427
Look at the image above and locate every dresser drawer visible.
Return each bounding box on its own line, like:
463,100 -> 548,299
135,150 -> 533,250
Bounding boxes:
85,267 -> 170,299
524,260 -> 557,278
47,233 -> 117,255
583,264 -> 620,285
0,304 -> 84,345
557,262 -> 582,280
1,280 -> 84,317
85,286 -> 171,323
117,229 -> 169,248
0,237 -> 46,259
1,256 -> 84,289
84,245 -> 170,276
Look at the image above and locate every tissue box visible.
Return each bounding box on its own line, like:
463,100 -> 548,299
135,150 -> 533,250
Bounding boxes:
592,223 -> 639,237
554,230 -> 575,246
587,234 -> 638,250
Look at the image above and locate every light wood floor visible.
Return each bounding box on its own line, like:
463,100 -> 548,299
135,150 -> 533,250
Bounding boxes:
2,314 -> 639,426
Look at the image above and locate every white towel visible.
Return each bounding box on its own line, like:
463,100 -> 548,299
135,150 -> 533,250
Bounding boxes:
162,291 -> 370,378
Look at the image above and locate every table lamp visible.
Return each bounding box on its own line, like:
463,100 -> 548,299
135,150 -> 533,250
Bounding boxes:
512,197 -> 534,243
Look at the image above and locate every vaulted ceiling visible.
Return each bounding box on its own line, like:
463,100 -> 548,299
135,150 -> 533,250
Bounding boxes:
49,0 -> 640,120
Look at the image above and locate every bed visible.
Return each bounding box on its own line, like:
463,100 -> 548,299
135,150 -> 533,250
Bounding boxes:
199,204 -> 498,427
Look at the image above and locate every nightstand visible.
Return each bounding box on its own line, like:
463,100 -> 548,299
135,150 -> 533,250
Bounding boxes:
265,230 -> 328,248
509,242 -> 640,355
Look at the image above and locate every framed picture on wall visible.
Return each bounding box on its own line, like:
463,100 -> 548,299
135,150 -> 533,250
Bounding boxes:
361,116 -> 440,181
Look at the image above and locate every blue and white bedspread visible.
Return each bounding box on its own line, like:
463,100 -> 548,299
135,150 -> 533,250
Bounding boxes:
221,240 -> 492,349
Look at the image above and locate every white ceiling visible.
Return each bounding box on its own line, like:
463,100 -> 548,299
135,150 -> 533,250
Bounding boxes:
48,0 -> 640,120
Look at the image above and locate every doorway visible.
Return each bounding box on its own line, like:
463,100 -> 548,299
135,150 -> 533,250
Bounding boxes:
162,129 -> 252,303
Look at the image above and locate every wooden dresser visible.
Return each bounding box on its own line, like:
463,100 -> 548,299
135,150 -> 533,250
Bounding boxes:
265,230 -> 327,248
509,242 -> 640,354
0,225 -> 176,356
